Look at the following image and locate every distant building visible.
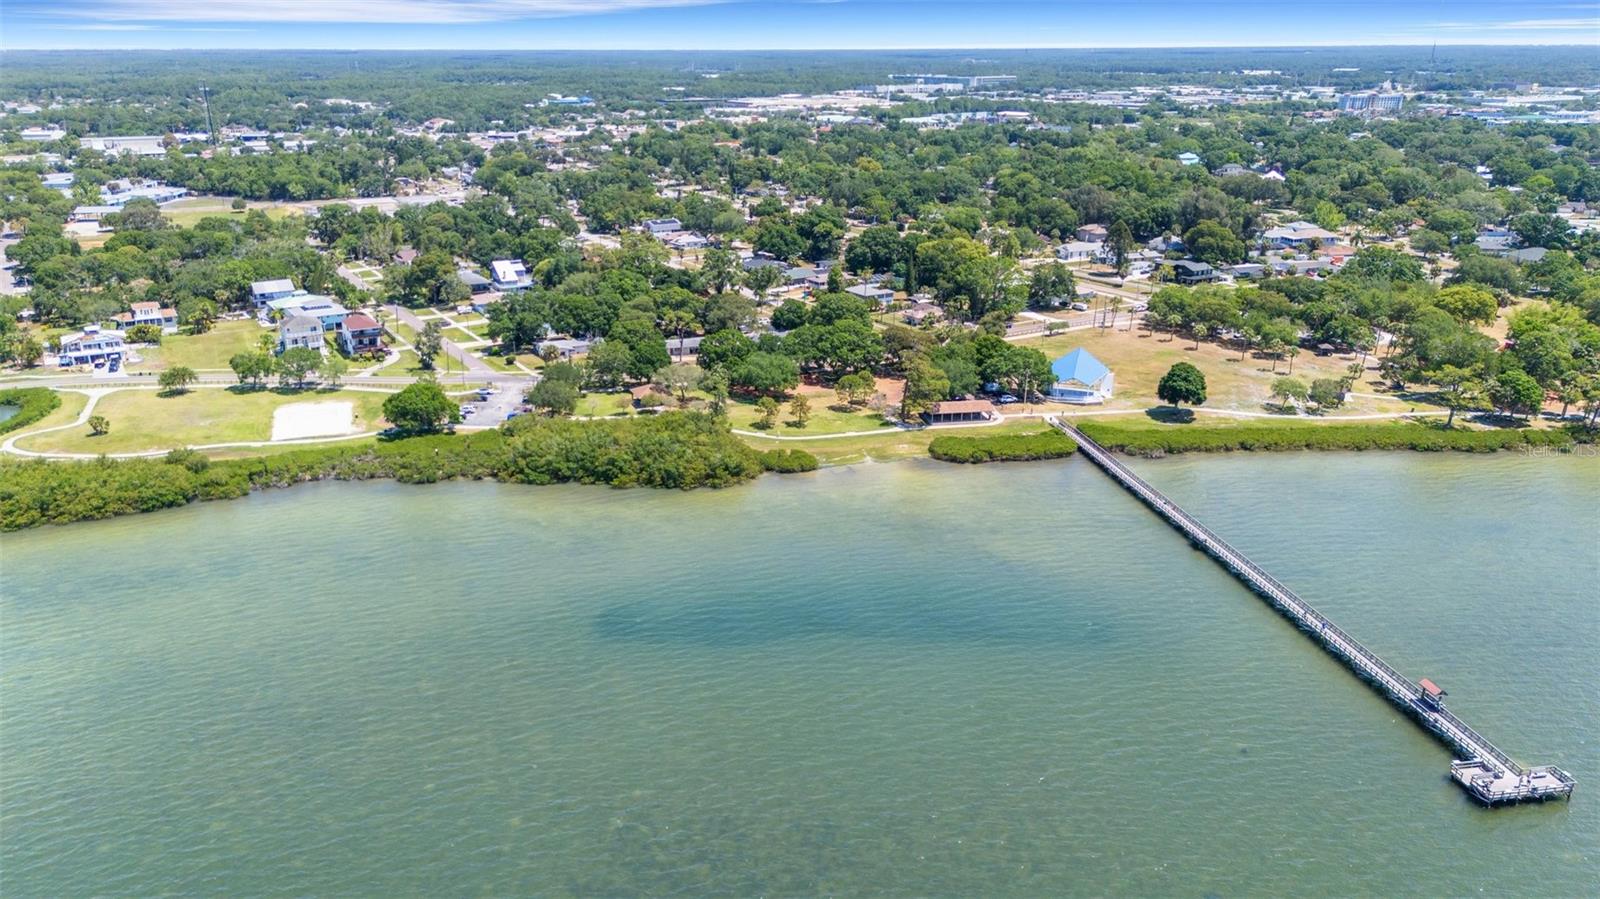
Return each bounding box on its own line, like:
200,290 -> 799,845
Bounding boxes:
111,301 -> 179,335
1056,240 -> 1104,263
1171,259 -> 1219,284
643,218 -> 683,236
1177,152 -> 1202,166
1047,348 -> 1114,404
924,399 -> 997,424
265,294 -> 348,328
56,326 -> 127,367
337,313 -> 384,356
845,283 -> 895,305
277,315 -> 326,354
250,278 -> 299,308
1261,221 -> 1339,248
490,259 -> 532,292
1337,92 -> 1404,115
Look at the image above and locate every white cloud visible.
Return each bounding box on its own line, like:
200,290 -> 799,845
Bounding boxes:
1435,17 -> 1600,31
55,0 -> 725,24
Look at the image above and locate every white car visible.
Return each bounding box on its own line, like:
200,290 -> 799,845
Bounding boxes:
1070,302 -> 1089,312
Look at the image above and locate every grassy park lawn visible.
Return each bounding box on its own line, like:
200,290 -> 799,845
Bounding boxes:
374,349 -> 427,375
131,320 -> 267,371
737,417 -> 1040,466
160,200 -> 299,229
16,387 -> 390,454
725,390 -> 894,435
386,319 -> 419,345
573,392 -> 635,417
1023,324 -> 1437,415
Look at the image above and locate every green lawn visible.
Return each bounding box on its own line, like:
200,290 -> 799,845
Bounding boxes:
725,390 -> 894,435
576,392 -> 636,417
374,349 -> 427,376
1023,324 -> 1433,415
161,202 -> 299,230
15,387 -> 391,454
737,418 -> 1039,466
131,320 -> 268,371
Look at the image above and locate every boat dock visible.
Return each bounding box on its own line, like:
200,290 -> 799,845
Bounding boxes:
1053,420 -> 1575,806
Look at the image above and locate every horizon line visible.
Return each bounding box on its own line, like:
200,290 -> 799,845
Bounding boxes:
4,42 -> 1599,52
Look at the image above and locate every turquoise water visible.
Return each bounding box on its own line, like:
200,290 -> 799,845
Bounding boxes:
2,452 -> 1596,895
0,404 -> 17,424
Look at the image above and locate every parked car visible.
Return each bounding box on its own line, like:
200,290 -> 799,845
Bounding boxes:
460,403 -> 477,415
997,394 -> 1019,404
1070,302 -> 1089,312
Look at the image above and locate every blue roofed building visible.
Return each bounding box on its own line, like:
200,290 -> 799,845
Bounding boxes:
1047,348 -> 1114,404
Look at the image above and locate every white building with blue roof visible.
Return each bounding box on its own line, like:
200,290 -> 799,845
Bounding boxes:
1047,347 -> 1114,404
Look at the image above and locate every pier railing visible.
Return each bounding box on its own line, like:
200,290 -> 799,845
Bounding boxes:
1053,419 -> 1572,805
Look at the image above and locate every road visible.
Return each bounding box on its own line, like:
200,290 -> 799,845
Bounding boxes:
388,304 -> 507,378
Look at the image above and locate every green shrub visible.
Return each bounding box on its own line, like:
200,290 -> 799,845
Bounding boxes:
758,448 -> 819,473
929,430 -> 1078,463
0,388 -> 62,436
1076,421 -> 1580,456
0,413 -> 765,531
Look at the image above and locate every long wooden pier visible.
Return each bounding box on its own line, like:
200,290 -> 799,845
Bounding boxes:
1053,420 -> 1575,806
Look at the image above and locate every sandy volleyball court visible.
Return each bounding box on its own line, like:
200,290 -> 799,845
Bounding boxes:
271,401 -> 357,441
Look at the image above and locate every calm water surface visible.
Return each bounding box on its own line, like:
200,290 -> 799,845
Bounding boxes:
2,452 -> 1596,896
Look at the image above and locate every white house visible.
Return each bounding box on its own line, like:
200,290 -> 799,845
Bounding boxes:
1056,240 -> 1104,263
491,259 -> 532,291
845,283 -> 895,305
277,315 -> 325,354
1262,221 -> 1338,249
264,294 -> 348,328
111,301 -> 179,334
57,326 -> 128,367
643,217 -> 683,236
1177,152 -> 1202,166
251,278 -> 299,308
1046,347 -> 1114,404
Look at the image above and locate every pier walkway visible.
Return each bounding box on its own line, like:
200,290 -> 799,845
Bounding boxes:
1054,420 -> 1574,805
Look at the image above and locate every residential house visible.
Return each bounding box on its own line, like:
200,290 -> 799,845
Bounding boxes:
1046,348 -> 1114,404
903,302 -> 942,325
250,278 -> 299,308
56,326 -> 128,367
1262,221 -> 1339,249
923,399 -> 997,424
491,259 -> 532,292
1507,247 -> 1549,264
337,313 -> 384,356
1212,163 -> 1250,177
1176,152 -> 1202,166
265,294 -> 348,328
1474,235 -> 1515,256
669,232 -> 710,251
643,218 -> 683,236
277,315 -> 326,354
458,269 -> 494,295
1075,224 -> 1108,243
1171,260 -> 1219,284
845,283 -> 895,305
1056,240 -> 1104,263
111,301 -> 179,334
394,248 -> 420,265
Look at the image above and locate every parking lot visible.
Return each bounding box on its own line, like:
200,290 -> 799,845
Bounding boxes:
458,384 -> 526,427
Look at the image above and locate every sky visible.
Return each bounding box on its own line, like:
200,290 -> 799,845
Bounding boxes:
2,0 -> 1597,51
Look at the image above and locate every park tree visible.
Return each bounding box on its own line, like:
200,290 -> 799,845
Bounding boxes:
1434,285 -> 1498,325
699,247 -> 738,294
158,365 -> 198,395
608,318 -> 670,381
1027,263 -> 1076,309
1425,364 -> 1483,427
1308,378 -> 1346,410
770,299 -> 810,331
584,340 -> 633,390
1270,376 -> 1308,411
743,263 -> 781,297
732,351 -> 800,396
655,362 -> 704,406
1157,361 -> 1207,408
276,347 -> 322,388
382,378 -> 461,433
87,414 -> 109,436
697,328 -> 756,371
900,351 -> 951,418
788,393 -> 812,428
834,371 -> 875,406
229,351 -> 273,388
525,378 -> 579,416
415,320 -> 444,370
319,353 -> 349,387
1488,369 -> 1544,420
701,368 -> 730,417
183,299 -> 218,334
756,395 -> 780,429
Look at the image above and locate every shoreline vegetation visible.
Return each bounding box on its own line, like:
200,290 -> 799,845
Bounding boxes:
0,413 -> 817,531
0,388 -> 63,437
928,429 -> 1078,463
1076,419 -> 1593,456
3,406 -> 1593,532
